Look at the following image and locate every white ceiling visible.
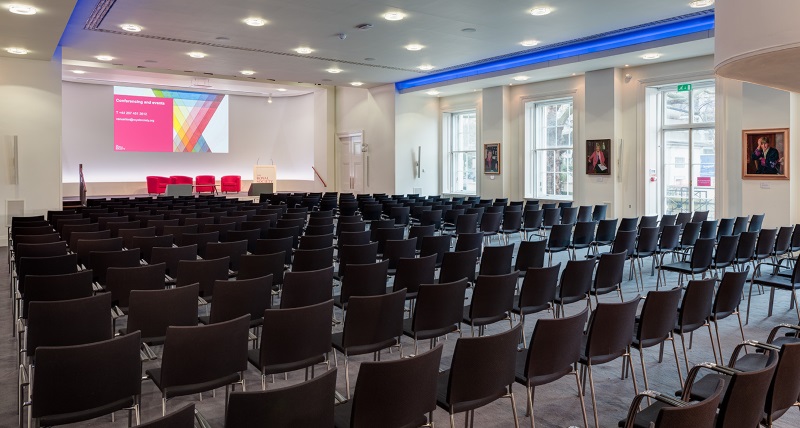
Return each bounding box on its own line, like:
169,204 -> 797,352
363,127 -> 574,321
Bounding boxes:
3,0 -> 716,92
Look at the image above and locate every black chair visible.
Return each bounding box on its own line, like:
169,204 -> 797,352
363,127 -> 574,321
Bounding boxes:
541,208 -> 561,232
75,237 -> 123,267
146,315 -> 250,415
577,206 -> 593,223
545,224 -> 572,266
499,210 -> 523,244
454,232 -> 483,253
249,300 -> 333,389
336,242 -> 378,280
618,217 -> 638,232
591,251 -> 627,305
674,278 -> 718,371
106,263 -> 167,311
205,240 -> 248,272
280,266 -> 334,309
592,205 -> 608,221
439,248 -> 479,284
748,213 -> 765,232
675,212 -> 693,230
731,231 -> 758,272
254,237 -> 294,265
746,254 -> 800,324
711,269 -> 749,364
512,263 -> 560,347
514,239 -> 546,277
176,256 -> 230,299
199,276 -> 272,329
151,244 -> 198,279
382,238 -> 417,273
333,344 -> 443,428
88,248 -> 141,285
334,259 -> 389,313
590,218 -> 618,255
420,235 -> 452,267
657,238 -> 714,289
119,226 -> 156,249
579,296 -> 641,428
132,234 -> 174,263
516,307 -> 590,428
710,234 -> 739,277
478,243 -> 514,276
331,290 -> 406,398
123,283 -> 200,346
21,270 -> 94,321
554,259 -> 596,317
522,209 -> 544,241
462,271 -> 518,336
227,368 -> 336,428
732,216 -> 749,235
751,228 -> 778,271
676,221 -> 702,252
620,379 -> 724,428
292,246 -> 335,272
569,221 -> 596,260
26,333 -> 142,427
402,278 -> 468,355
640,215 -> 660,232
631,287 -> 683,392
390,254 -> 436,302
436,324 -> 522,428
716,217 -> 735,240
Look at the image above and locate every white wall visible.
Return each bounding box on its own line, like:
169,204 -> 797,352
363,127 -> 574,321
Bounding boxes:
62,81 -> 331,196
0,56 -> 63,238
395,94 -> 439,195
335,85 -> 396,194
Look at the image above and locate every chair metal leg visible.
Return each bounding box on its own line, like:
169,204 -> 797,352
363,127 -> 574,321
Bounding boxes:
573,370 -> 589,428
713,320 -> 724,366
678,332 -> 690,374
706,322 -> 718,364
638,347 -> 651,405
344,354 -> 351,399
526,386 -> 535,428
508,387 -> 520,428
587,363 -> 600,428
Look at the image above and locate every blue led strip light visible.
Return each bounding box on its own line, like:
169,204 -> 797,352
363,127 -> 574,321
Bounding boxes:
395,12 -> 714,91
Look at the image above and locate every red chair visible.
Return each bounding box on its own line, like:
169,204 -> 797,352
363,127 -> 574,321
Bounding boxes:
195,175 -> 216,193
170,176 -> 193,185
220,175 -> 241,193
146,176 -> 170,195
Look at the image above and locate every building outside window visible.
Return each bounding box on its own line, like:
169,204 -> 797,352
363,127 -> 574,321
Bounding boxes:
444,110 -> 477,194
525,98 -> 574,199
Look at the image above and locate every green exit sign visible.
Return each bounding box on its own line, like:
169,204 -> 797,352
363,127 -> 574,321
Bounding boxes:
677,84 -> 692,92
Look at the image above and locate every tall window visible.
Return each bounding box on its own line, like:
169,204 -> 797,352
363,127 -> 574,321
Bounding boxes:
444,110 -> 477,194
657,81 -> 715,217
526,99 -> 574,199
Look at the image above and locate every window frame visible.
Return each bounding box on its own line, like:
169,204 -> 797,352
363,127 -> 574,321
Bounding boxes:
525,97 -> 575,200
442,109 -> 478,195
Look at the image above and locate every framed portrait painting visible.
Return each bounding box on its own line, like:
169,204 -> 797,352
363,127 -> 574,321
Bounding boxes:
484,143 -> 500,174
742,128 -> 789,179
586,139 -> 611,175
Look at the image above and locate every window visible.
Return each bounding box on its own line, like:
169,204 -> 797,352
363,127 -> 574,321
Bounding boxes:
656,81 -> 715,218
444,110 -> 477,194
525,98 -> 574,199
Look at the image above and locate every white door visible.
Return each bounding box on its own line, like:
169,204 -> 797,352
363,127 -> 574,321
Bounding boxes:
338,132 -> 365,193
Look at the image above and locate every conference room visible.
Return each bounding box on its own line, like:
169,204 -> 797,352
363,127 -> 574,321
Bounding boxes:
2,0 -> 800,427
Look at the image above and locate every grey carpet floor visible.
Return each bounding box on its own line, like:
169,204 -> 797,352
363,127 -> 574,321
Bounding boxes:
1,239 -> 799,427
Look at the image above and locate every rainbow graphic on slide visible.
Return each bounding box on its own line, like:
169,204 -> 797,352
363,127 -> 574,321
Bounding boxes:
113,86 -> 229,153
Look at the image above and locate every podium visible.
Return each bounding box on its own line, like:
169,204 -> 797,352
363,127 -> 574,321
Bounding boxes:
250,165 -> 277,196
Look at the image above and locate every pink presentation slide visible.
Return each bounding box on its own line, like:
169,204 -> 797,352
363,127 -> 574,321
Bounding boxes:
113,95 -> 173,152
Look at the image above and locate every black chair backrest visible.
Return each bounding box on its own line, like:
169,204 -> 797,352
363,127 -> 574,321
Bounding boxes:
748,214 -> 765,232
618,217 -> 638,232
690,238 -> 715,269
88,248 -> 141,284
180,231 -> 219,257
176,256 -> 230,297
636,227 -> 660,253
592,205 -> 608,221
636,287 -> 681,347
226,369 -> 336,428
292,246 -> 334,272
159,315 -> 250,391
420,235 -> 451,265
411,279 -> 468,336
17,253 -> 78,294
27,293 -> 113,358
382,238 -> 417,270
22,270 -> 94,319
677,279 -> 715,329
611,229 -> 637,257
254,237 -> 293,265
735,231 -> 758,261
764,341 -> 800,423
542,208 -> 561,227
515,239 -> 546,271
126,283 -> 199,343
348,344 -> 443,428
31,332 -> 142,423
712,269 -> 749,318
523,209 -> 544,230
713,234 -> 740,267
131,234 -> 173,262
716,218 -> 735,239
258,300 -> 333,374
67,230 -> 111,252
439,248 -> 479,284
209,275 -> 272,324
732,216 -> 749,235
454,232 -> 483,252
393,254 -> 436,295
560,207 -> 578,225
648,380 -> 724,428
106,263 -> 167,308
518,263 -> 560,312
342,290 -> 406,350
338,242 -> 379,278
445,323 -> 522,405
150,244 -> 198,278
479,244 -> 514,275
280,266 -> 334,309
675,212 -> 693,228
523,307 -> 589,380
547,224 -> 573,249
577,206 -> 593,223
584,296 -> 640,360
558,259 -> 595,301
339,260 -> 390,305
754,228 -> 778,258
594,218 -> 618,243
699,220 -> 717,240
594,251 -> 627,291
467,271 -> 518,323
716,359 -> 777,428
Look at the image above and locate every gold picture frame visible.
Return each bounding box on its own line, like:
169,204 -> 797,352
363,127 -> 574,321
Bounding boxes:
484,143 -> 500,174
742,128 -> 789,179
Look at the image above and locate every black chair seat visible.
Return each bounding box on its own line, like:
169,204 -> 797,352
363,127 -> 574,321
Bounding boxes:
331,332 -> 397,356
145,368 -> 241,399
685,373 -> 732,402
333,400 -> 427,428
462,305 -> 507,327
38,397 -> 136,427
402,317 -> 456,342
659,261 -> 706,274
620,400 -> 669,428
246,348 -> 325,375
513,350 -> 571,387
750,274 -> 800,290
435,369 -> 506,414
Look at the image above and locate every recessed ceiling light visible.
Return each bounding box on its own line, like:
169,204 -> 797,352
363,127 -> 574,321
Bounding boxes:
70,70 -> 86,74
383,11 -> 405,21
520,40 -> 540,47
243,17 -> 267,26
187,52 -> 206,58
120,23 -> 142,32
461,28 -> 476,33
240,70 -> 255,75
417,64 -> 434,71
326,68 -> 342,74
529,7 -> 553,16
364,57 -> 375,61
8,4 -> 36,15
350,82 -> 364,87
405,44 -> 424,51
6,47 -> 29,55
624,64 -> 630,67
294,47 -> 313,54
276,88 -> 287,92
641,53 -> 661,60
571,73 -> 577,76
426,90 -> 440,96
513,76 -> 529,81
95,55 -> 114,61
689,0 -> 714,8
